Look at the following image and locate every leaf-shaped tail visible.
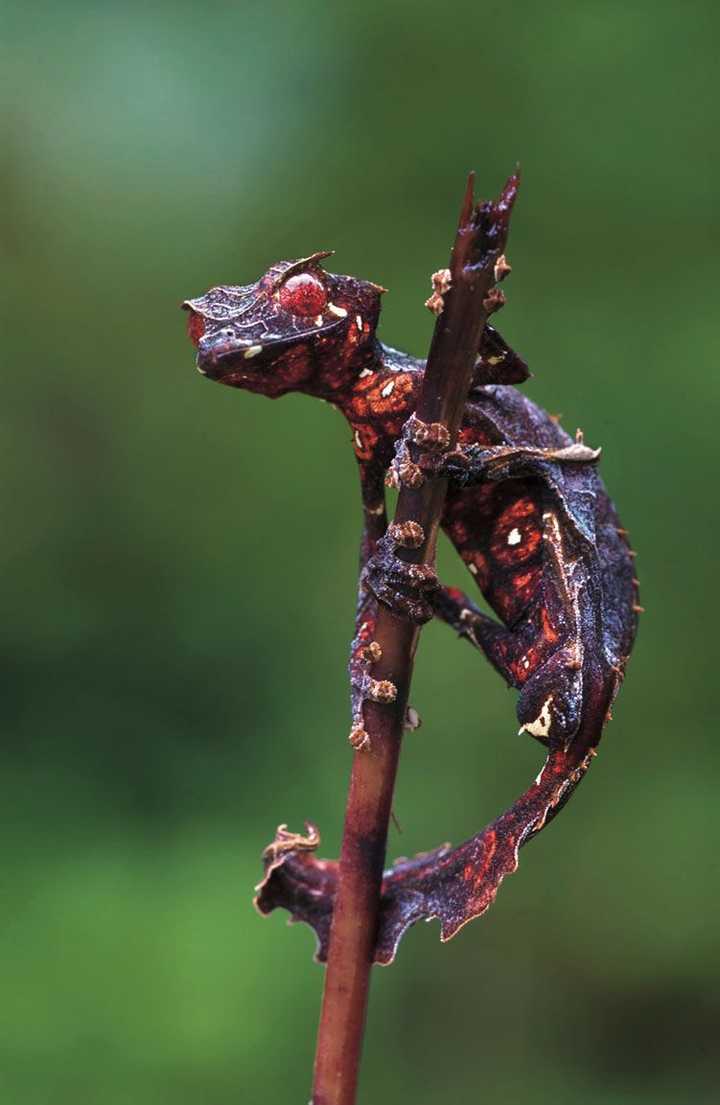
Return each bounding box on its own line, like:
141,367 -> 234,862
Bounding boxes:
374,744 -> 594,963
254,742 -> 596,965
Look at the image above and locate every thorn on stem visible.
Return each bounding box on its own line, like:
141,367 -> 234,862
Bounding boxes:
348,727 -> 371,752
493,254 -> 512,283
361,640 -> 383,663
482,287 -> 506,314
404,706 -> 422,732
387,521 -> 425,549
408,416 -> 451,451
425,268 -> 452,316
396,459 -> 424,489
366,678 -> 398,704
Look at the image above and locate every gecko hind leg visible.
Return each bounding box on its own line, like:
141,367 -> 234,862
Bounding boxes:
389,414 -> 599,494
423,439 -> 601,488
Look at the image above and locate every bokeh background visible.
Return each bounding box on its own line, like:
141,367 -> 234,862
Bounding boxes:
2,2 -> 718,1102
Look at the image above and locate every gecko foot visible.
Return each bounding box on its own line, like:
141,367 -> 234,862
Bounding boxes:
418,439 -> 601,488
365,530 -> 438,624
386,414 -> 452,490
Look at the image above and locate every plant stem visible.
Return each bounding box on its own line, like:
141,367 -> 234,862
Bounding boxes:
311,171 -> 519,1105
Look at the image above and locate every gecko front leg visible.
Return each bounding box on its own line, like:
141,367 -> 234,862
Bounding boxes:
363,417 -> 451,626
364,522 -> 439,625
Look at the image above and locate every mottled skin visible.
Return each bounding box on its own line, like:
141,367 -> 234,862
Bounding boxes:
185,253 -> 639,960
184,255 -> 637,752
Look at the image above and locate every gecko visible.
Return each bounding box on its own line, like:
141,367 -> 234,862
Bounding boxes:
183,253 -> 638,756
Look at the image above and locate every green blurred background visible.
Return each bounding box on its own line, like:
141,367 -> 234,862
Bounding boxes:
2,2 -> 717,1102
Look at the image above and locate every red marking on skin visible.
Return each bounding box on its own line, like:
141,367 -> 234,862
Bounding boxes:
511,646 -> 540,684
344,328 -> 361,352
463,863 -> 474,882
491,564 -> 542,622
490,497 -> 542,567
350,373 -> 415,420
457,427 -> 494,447
351,423 -> 380,461
503,497 -> 536,521
510,660 -> 526,683
187,311 -> 205,346
512,566 -> 542,605
473,831 -> 497,889
279,273 -> 328,317
541,606 -> 559,645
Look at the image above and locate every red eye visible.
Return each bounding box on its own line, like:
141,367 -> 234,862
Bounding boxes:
278,273 -> 328,317
187,311 -> 205,346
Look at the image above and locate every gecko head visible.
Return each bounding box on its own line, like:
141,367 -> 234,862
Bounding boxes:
183,253 -> 385,399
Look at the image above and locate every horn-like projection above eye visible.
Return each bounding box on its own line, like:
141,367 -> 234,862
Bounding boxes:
186,311 -> 205,346
279,273 -> 328,317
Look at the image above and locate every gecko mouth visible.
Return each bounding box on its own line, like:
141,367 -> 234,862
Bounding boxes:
196,332 -> 275,377
195,318 -> 346,378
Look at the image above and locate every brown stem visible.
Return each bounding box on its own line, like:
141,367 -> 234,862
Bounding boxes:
310,170 -> 520,1105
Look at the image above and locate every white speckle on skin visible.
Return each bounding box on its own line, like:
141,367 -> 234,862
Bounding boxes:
522,657 -> 530,670
359,368 -> 373,378
381,380 -> 395,398
468,562 -> 478,575
314,315 -> 324,327
519,696 -> 553,739
487,354 -> 505,365
354,431 -> 363,450
507,527 -> 522,546
243,345 -> 263,359
328,303 -> 348,318
356,315 -> 363,331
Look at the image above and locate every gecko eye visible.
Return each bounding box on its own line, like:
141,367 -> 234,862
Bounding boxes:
186,311 -> 205,346
278,273 -> 328,317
